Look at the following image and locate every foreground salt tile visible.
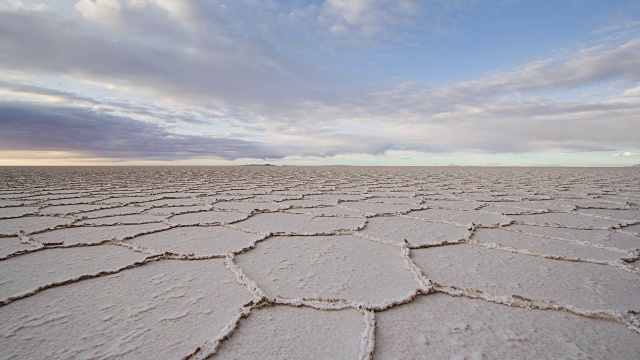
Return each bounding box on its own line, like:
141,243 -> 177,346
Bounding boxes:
30,223 -> 168,246
621,223 -> 640,236
286,206 -> 364,217
215,306 -> 362,359
359,216 -> 469,246
0,206 -> 37,219
375,294 -> 640,359
0,216 -> 70,236
0,236 -> 36,258
548,199 -> 627,209
480,204 -> 544,215
338,201 -> 417,215
423,200 -> 481,210
44,197 -> 103,205
78,206 -> 146,218
471,228 -> 628,262
407,209 -> 511,227
510,213 -> 623,229
0,245 -> 147,301
575,209 -> 640,222
127,226 -> 263,255
0,199 -> 37,207
305,194 -> 369,201
279,199 -> 337,207
234,212 -> 362,234
484,201 -> 572,212
76,214 -> 166,225
235,235 -> 418,305
366,197 -> 423,205
167,210 -> 248,225
0,259 -> 251,359
39,204 -> 107,215
98,196 -> 160,204
508,224 -> 639,250
141,198 -> 204,207
142,205 -> 209,215
412,244 -> 640,312
212,201 -> 289,212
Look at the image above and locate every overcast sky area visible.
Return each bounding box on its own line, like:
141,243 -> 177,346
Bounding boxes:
1,0 -> 639,166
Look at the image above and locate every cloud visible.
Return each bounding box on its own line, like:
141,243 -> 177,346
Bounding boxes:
612,152 -> 640,157
0,2 -> 639,164
0,103 -> 278,160
319,0 -> 423,37
0,7 -> 326,111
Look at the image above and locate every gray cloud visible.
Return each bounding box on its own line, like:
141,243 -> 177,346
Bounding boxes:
0,2 -> 639,163
0,103 -> 278,160
0,9 -> 326,110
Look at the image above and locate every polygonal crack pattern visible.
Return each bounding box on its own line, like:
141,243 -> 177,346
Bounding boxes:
0,166 -> 639,359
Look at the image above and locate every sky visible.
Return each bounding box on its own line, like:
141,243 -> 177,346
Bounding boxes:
1,0 -> 640,166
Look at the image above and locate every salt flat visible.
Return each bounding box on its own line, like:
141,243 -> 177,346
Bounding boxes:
0,166 -> 639,359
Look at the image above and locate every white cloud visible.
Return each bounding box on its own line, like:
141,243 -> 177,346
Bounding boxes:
612,152 -> 640,157
0,0 -> 47,12
1,2 -> 640,163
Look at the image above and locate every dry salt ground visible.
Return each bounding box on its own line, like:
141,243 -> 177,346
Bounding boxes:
0,167 -> 639,359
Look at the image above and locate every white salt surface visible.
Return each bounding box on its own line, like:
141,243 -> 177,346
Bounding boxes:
0,206 -> 37,219
0,245 -> 147,302
234,212 -> 363,234
376,294 -> 640,359
509,224 -> 639,250
167,210 -> 249,225
0,259 -> 251,359
127,226 -> 263,256
215,306 -> 362,359
470,228 -> 629,262
0,236 -> 35,258
359,216 -> 469,246
413,244 -> 639,312
408,208 -> 512,227
78,205 -> 146,218
510,212 -> 624,229
235,235 -> 418,305
0,216 -> 70,235
30,223 -> 168,245
0,166 -> 638,359
286,205 -> 364,217
76,214 -> 167,225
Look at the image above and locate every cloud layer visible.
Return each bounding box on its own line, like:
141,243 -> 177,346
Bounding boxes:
1,1 -> 639,165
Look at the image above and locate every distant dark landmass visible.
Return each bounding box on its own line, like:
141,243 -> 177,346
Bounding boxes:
242,164 -> 275,166
633,164 -> 640,167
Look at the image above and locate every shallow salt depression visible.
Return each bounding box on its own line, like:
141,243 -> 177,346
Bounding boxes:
0,166 -> 639,359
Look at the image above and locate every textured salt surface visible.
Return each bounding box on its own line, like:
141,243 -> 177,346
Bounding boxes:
0,216 -> 70,235
234,212 -> 363,234
413,244 -> 640,312
0,166 -> 639,359
0,236 -> 35,258
128,226 -> 263,256
235,235 -> 418,305
408,208 -> 511,227
215,306 -> 362,359
470,228 -> 629,262
167,210 -> 249,225
30,223 -> 168,245
0,245 -> 147,302
0,259 -> 251,359
376,294 -> 640,359
359,216 -> 469,247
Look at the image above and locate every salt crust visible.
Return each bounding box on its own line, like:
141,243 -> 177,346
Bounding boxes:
0,259 -> 251,359
376,294 -> 640,359
0,166 -> 639,359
